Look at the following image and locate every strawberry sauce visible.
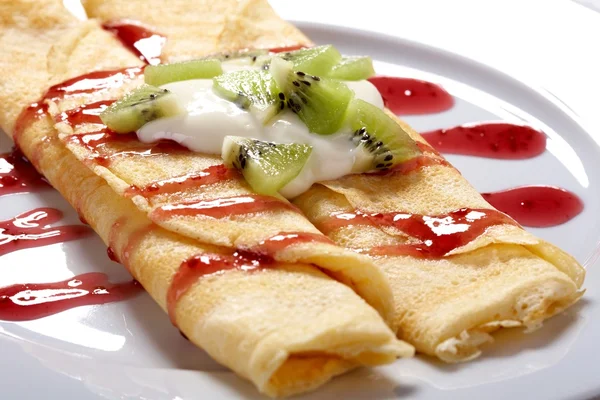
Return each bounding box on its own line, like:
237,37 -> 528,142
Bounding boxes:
0,149 -> 50,196
369,76 -> 454,115
322,208 -> 518,258
0,273 -> 142,321
13,67 -> 142,146
421,122 -> 547,159
102,20 -> 166,65
481,186 -> 583,227
0,208 -> 92,257
166,231 -> 331,325
124,164 -> 238,198
166,251 -> 271,323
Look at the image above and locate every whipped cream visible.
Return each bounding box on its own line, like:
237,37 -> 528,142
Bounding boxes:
137,60 -> 384,198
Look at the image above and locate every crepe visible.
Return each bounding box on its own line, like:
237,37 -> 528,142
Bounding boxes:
81,0 -> 586,363
294,116 -> 585,362
0,1 -> 414,397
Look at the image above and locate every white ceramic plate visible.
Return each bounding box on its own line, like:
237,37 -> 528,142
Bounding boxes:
1,0 -> 599,398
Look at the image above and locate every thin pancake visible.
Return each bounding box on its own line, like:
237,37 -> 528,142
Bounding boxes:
294,114 -> 585,362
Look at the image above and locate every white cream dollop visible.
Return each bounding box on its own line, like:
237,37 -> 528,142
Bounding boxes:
136,62 -> 384,199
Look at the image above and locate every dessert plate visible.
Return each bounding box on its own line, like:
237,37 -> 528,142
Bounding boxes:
1,0 -> 599,398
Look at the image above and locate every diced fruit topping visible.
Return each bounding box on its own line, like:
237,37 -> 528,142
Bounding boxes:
276,45 -> 342,76
270,57 -> 354,135
213,70 -> 283,123
100,85 -> 185,133
348,99 -> 421,172
222,136 -> 312,196
328,57 -> 375,80
144,59 -> 223,86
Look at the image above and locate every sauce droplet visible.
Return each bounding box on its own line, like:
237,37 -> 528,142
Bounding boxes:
368,76 -> 454,115
481,186 -> 583,227
421,122 -> 547,159
0,273 -> 142,321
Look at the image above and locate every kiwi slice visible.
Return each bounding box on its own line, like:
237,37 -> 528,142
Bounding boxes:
270,57 -> 354,135
328,57 -> 375,80
144,59 -> 223,86
222,136 -> 312,196
213,70 -> 283,123
100,85 -> 185,134
277,45 -> 341,76
348,99 -> 421,172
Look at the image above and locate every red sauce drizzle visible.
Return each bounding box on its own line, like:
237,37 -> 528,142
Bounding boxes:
0,273 -> 142,321
166,230 -> 330,324
421,122 -> 547,159
151,194 -> 300,221
0,208 -> 92,257
166,251 -> 272,323
322,208 -> 517,258
66,130 -> 138,166
55,100 -> 113,126
0,148 -> 50,196
107,218 -> 153,272
481,186 -> 583,228
252,232 -> 333,254
13,67 -> 142,145
369,76 -> 454,115
102,20 -> 166,65
125,164 -> 238,198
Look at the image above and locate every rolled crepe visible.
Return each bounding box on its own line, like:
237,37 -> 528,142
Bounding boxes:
294,116 -> 585,362
0,1 -> 413,397
83,0 -> 586,363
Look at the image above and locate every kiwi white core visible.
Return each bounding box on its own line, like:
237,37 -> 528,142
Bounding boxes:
136,59 -> 384,198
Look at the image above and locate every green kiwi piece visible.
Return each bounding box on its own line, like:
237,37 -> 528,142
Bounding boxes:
328,56 -> 375,80
144,59 -> 223,86
100,85 -> 185,134
348,99 -> 421,172
277,45 -> 342,76
222,136 -> 312,196
271,57 -> 354,135
213,70 -> 284,123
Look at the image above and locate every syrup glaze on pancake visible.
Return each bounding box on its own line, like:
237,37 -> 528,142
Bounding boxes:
321,208 -> 519,258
